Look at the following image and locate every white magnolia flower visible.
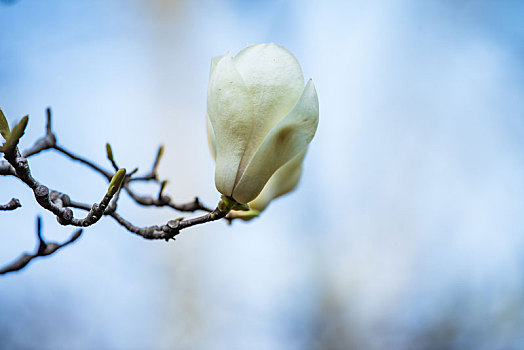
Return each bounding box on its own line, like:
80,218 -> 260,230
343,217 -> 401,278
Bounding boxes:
207,43 -> 319,204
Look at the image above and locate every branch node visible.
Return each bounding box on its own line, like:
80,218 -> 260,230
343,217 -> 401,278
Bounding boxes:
57,208 -> 73,225
35,185 -> 50,205
60,193 -> 71,207
167,219 -> 180,230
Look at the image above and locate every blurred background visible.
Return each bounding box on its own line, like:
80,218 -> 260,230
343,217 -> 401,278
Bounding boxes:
1,0 -> 524,349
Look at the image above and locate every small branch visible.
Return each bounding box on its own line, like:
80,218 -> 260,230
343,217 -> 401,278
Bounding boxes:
23,110 -> 212,213
0,217 -> 83,275
123,186 -> 213,212
22,108 -> 112,179
0,198 -> 21,211
4,143 -> 122,227
108,206 -> 228,240
1,107 -> 229,275
52,140 -> 213,213
105,186 -> 121,214
0,160 -> 16,176
43,123 -> 210,213
128,145 -> 164,183
64,198 -> 226,241
53,144 -> 113,180
22,108 -> 56,158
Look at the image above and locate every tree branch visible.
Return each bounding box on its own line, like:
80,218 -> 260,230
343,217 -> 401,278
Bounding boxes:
0,198 -> 21,211
105,207 -> 227,240
0,107 -> 230,274
23,108 -> 210,212
0,217 -> 83,275
3,143 -> 122,227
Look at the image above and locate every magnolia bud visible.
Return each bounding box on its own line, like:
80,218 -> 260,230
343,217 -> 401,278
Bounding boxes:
207,43 -> 319,204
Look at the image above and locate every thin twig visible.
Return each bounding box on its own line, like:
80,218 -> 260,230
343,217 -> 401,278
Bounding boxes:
22,108 -> 55,158
107,206 -> 227,240
52,142 -> 212,212
0,160 -> 16,176
0,217 -> 83,275
21,108 -> 112,179
65,198 -> 225,240
0,198 -> 21,211
127,145 -> 163,183
123,186 -> 213,212
4,145 -> 121,227
53,144 -> 113,180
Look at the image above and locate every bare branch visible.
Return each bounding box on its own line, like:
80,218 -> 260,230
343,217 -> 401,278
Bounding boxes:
123,185 -> 213,212
0,198 -> 21,211
1,107 -> 228,274
64,198 -> 225,241
54,139 -> 212,212
0,160 -> 16,176
128,145 -> 164,183
22,108 -> 56,158
0,217 -> 83,275
22,108 -> 112,178
4,142 -> 124,227
53,144 -> 113,180
106,206 -> 228,241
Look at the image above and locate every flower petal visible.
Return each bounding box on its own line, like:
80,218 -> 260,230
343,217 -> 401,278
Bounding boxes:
206,113 -> 216,160
207,54 -> 254,197
209,55 -> 223,78
232,79 -> 319,203
232,43 -> 305,173
249,148 -> 307,212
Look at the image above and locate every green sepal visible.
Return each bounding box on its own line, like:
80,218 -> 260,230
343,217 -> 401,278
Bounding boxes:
218,195 -> 250,212
3,115 -> 28,153
233,209 -> 261,221
156,145 -> 164,162
128,167 -> 139,176
105,143 -> 114,162
0,108 -> 10,140
153,145 -> 165,169
107,168 -> 126,196
159,180 -> 169,196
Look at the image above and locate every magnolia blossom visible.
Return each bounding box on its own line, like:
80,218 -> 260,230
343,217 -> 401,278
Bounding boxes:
207,43 -> 319,204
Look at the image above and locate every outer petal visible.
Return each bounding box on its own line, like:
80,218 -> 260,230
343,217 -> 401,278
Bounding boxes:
209,55 -> 223,78
206,113 -> 216,160
208,113 -> 305,211
249,148 -> 307,212
207,54 -> 254,197
232,79 -> 319,203
232,43 -> 305,174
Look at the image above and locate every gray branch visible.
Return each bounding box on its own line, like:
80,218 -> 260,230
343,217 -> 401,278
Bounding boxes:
0,217 -> 83,275
0,198 -> 21,211
0,108 -> 228,275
